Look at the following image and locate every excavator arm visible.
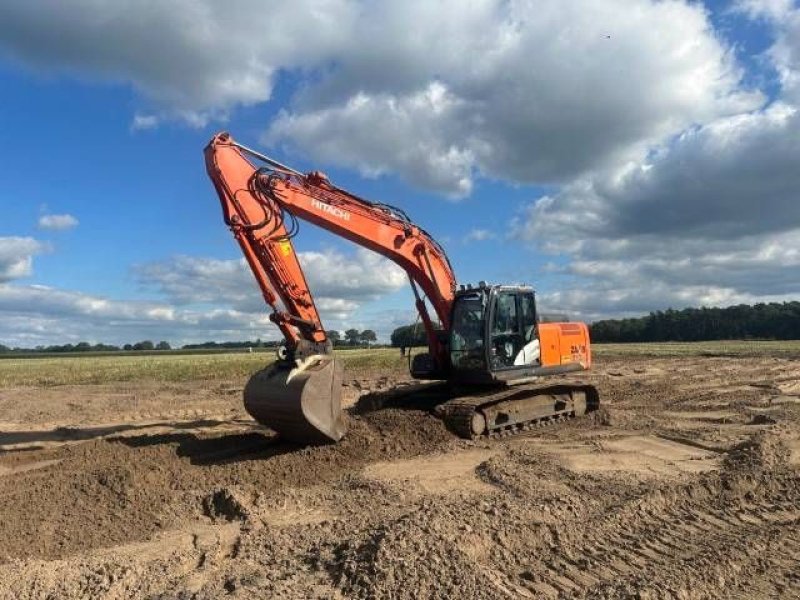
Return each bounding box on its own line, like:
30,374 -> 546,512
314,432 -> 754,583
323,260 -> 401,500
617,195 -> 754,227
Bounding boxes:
204,132 -> 457,442
205,136 -> 324,348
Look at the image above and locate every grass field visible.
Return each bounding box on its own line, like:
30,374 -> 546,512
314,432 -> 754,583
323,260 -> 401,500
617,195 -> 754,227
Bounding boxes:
1,341 -> 799,388
593,339 -> 800,357
0,348 -> 405,388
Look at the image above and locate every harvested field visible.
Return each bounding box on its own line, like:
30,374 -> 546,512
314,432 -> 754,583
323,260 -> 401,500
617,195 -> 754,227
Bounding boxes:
0,343 -> 799,598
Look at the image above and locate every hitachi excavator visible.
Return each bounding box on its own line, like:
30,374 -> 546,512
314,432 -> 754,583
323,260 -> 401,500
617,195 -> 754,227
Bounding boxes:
205,132 -> 598,444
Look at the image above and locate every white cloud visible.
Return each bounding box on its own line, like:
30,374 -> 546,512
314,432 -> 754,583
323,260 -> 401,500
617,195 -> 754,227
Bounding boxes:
734,0 -> 795,20
0,280 -> 411,348
0,0 -> 358,125
267,83 -> 476,196
515,103 -> 800,244
135,248 -> 406,311
465,228 -> 496,242
539,281 -> 798,323
123,247 -> 408,343
512,3 -> 800,319
135,255 -> 257,309
0,0 -> 760,194
0,243 -> 411,347
0,283 -> 277,347
266,0 -> 761,195
130,113 -> 159,131
0,237 -> 46,282
298,248 -> 407,301
767,7 -> 800,102
733,1 -> 800,102
515,113 -> 800,316
37,213 -> 79,231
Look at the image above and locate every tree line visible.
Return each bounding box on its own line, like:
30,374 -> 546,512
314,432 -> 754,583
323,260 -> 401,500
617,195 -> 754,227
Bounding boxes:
589,302 -> 800,343
328,329 -> 377,346
385,302 -> 800,347
0,340 -> 173,354
0,328 -> 381,354
5,304 -> 799,354
389,324 -> 428,348
183,329 -> 378,349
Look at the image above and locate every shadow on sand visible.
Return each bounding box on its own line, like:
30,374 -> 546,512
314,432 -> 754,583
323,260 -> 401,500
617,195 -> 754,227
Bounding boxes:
351,381 -> 452,415
0,381 -> 453,464
0,418 -> 243,448
114,429 -> 306,465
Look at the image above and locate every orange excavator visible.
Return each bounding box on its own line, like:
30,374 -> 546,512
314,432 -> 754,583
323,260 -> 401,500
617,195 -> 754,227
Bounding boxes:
205,132 -> 598,444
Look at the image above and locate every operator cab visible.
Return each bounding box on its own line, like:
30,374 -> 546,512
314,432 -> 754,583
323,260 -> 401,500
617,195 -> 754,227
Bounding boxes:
449,284 -> 540,384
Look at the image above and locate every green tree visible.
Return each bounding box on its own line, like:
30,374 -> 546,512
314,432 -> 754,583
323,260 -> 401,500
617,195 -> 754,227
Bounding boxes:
327,330 -> 341,346
359,329 -> 377,346
156,341 -> 171,350
344,328 -> 361,346
132,340 -> 155,351
589,301 -> 800,343
390,324 -> 427,348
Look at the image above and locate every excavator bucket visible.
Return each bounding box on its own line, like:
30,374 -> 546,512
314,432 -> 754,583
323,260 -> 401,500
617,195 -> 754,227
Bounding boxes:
243,355 -> 346,444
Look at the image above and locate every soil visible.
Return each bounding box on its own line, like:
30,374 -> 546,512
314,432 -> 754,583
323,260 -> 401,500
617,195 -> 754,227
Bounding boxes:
0,354 -> 799,599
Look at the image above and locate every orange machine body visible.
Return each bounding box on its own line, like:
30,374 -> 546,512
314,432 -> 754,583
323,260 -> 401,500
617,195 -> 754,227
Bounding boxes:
538,322 -> 592,370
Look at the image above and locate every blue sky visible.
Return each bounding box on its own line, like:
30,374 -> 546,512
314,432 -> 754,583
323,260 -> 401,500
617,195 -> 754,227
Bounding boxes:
1,0 -> 799,346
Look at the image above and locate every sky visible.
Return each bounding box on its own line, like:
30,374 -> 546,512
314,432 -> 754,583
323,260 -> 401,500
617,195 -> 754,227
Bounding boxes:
0,0 -> 799,347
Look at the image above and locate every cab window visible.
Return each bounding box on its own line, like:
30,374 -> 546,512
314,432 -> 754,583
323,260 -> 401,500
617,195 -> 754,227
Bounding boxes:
490,292 -> 522,367
492,292 -> 518,335
450,292 -> 487,370
520,293 -> 536,341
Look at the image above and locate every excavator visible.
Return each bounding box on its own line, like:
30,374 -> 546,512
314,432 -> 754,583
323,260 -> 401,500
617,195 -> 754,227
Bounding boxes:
205,132 -> 598,444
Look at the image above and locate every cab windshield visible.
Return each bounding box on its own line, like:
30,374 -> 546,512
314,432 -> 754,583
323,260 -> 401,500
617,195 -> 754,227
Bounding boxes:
450,292 -> 486,370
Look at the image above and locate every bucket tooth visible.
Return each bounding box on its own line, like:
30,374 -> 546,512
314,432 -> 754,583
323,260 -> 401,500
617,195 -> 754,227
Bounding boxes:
244,355 -> 345,444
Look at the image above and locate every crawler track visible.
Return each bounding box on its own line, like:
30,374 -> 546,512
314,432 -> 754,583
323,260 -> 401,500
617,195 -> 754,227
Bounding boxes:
436,383 -> 600,439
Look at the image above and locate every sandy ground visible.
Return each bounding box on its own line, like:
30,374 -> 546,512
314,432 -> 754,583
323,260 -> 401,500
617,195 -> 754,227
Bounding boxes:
0,355 -> 799,599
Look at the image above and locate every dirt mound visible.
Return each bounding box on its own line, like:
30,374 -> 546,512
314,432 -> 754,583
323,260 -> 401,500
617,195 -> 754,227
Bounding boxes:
0,440 -> 182,561
0,406 -> 452,562
328,506 -> 490,600
723,430 -> 791,472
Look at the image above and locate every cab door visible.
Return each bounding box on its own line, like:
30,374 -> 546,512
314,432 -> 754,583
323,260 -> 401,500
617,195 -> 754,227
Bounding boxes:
488,291 -> 519,368
488,290 -> 540,370
515,292 -> 540,366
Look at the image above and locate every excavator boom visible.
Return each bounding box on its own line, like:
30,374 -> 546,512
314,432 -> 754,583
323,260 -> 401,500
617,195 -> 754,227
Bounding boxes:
205,133 -> 457,442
